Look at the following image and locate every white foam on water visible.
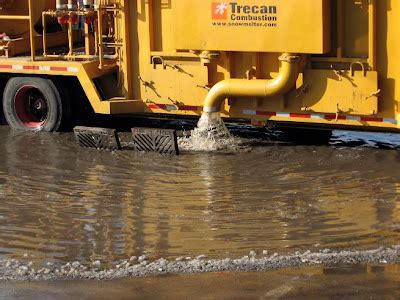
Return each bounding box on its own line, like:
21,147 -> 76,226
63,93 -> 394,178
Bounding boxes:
178,112 -> 241,152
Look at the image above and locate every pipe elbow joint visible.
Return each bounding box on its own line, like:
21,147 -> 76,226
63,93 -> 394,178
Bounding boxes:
203,80 -> 231,113
203,53 -> 301,113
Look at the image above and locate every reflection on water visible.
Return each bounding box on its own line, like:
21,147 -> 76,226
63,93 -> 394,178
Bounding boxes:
0,126 -> 399,264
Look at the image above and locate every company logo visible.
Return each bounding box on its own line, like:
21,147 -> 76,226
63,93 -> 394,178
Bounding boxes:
212,2 -> 277,22
212,2 -> 228,20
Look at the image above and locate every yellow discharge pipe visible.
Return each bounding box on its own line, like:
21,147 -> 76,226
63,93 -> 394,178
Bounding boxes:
203,53 -> 301,113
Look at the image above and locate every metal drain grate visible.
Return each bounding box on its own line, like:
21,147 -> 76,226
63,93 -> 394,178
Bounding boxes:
74,126 -> 121,151
131,128 -> 179,155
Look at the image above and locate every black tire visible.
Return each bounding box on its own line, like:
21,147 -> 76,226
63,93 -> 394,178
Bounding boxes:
0,110 -> 6,125
0,79 -> 6,125
2,77 -> 70,132
281,128 -> 333,145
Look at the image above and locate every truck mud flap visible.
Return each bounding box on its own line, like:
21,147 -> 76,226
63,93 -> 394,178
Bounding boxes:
73,126 -> 122,151
131,128 -> 179,155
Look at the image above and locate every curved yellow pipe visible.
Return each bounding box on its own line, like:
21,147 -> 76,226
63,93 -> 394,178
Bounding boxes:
203,53 -> 301,113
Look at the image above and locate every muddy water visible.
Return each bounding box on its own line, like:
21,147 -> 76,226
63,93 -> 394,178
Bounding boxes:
1,265 -> 399,299
0,125 -> 399,266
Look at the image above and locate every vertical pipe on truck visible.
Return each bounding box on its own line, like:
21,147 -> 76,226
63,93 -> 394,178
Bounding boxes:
84,22 -> 91,56
28,0 -> 35,61
120,0 -> 133,98
336,0 -> 343,59
368,0 -> 377,70
94,18 -> 99,55
68,19 -> 73,56
42,12 -> 47,57
97,6 -> 104,68
148,0 -> 155,51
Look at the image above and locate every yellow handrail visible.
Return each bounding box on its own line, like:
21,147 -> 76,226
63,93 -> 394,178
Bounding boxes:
28,0 -> 35,61
0,0 -> 35,60
0,15 -> 30,20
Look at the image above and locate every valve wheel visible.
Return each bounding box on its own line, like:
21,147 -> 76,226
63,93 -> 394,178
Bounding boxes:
14,85 -> 49,128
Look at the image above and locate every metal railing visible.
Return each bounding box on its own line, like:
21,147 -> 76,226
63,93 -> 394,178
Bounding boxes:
42,3 -> 123,69
0,0 -> 36,61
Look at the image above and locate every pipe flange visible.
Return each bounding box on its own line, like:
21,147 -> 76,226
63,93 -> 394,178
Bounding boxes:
199,51 -> 220,63
279,53 -> 301,63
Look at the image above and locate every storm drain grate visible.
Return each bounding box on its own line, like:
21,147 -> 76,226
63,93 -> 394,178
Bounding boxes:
74,126 -> 121,151
131,128 -> 179,155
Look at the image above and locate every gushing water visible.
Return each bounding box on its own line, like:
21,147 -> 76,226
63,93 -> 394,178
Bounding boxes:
178,112 -> 240,151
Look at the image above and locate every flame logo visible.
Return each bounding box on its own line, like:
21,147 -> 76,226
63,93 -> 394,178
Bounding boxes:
212,2 -> 228,20
215,2 -> 228,15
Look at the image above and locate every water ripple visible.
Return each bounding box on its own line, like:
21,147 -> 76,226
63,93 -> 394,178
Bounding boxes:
0,126 -> 399,264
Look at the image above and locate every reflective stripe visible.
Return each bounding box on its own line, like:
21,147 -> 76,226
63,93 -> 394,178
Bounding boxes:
0,64 -> 79,73
145,103 -> 399,125
242,110 -> 399,125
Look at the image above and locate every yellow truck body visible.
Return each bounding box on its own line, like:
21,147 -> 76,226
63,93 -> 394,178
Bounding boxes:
0,0 -> 399,132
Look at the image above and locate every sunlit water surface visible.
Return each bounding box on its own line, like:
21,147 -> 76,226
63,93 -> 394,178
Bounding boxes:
0,124 -> 399,265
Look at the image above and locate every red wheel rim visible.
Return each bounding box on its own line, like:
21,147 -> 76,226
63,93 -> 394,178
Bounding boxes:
13,85 -> 48,128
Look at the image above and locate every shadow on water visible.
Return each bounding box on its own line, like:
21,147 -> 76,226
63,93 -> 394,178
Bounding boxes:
78,114 -> 400,149
0,123 -> 399,266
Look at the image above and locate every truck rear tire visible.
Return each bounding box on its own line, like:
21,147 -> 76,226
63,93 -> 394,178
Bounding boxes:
0,110 -> 5,125
2,77 -> 70,132
0,80 -> 6,125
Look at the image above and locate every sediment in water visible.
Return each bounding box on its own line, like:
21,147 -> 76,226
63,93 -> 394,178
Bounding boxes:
0,246 -> 399,281
178,112 -> 240,151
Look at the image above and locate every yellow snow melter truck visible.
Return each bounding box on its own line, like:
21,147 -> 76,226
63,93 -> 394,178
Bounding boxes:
0,0 -> 399,135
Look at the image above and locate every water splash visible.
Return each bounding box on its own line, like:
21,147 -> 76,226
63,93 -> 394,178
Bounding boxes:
178,112 -> 240,152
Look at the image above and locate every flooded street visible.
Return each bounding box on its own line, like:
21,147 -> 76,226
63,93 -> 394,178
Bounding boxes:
0,125 -> 399,264
0,123 -> 399,296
